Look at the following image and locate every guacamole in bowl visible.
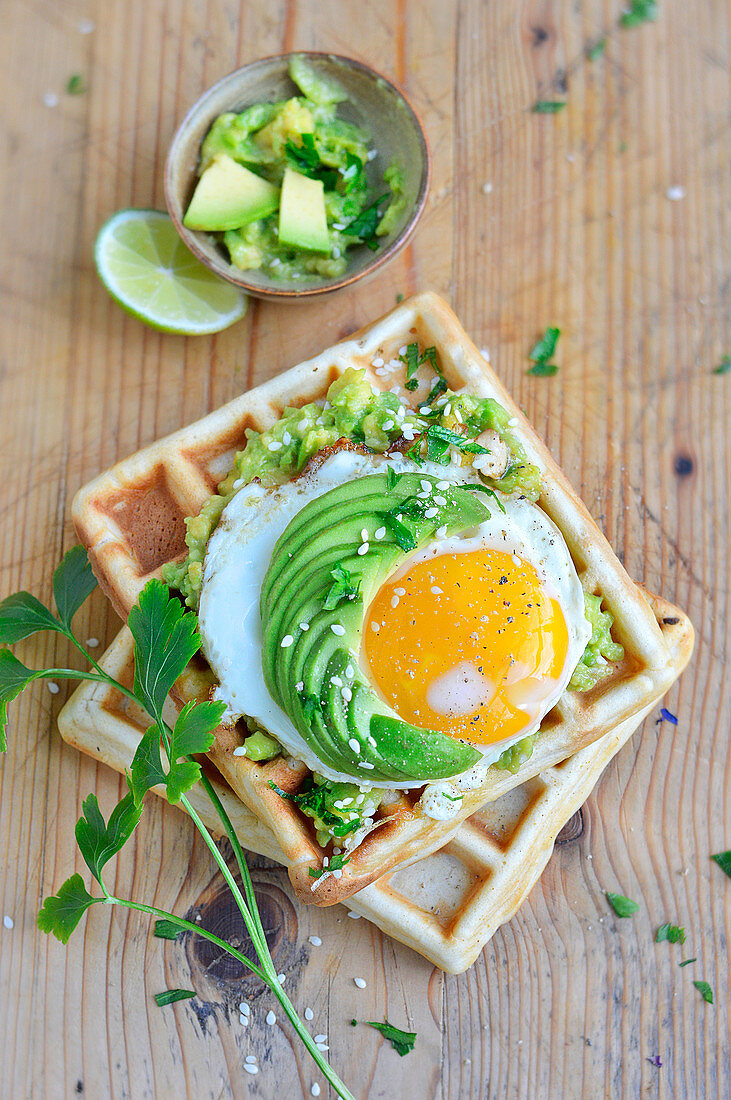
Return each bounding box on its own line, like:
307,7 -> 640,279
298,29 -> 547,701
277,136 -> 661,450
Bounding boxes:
165,53 -> 430,299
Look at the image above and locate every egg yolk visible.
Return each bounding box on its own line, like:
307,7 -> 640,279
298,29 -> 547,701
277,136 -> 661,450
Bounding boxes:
363,548 -> 570,747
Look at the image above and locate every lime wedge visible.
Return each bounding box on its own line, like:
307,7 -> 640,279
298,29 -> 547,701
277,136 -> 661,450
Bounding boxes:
94,209 -> 247,334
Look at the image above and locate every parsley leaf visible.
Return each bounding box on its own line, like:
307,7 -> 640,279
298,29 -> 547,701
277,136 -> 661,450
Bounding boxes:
606,891 -> 640,917
127,580 -> 200,717
154,919 -> 183,940
655,922 -> 686,944
619,0 -> 658,28
408,423 -> 489,466
532,101 -> 567,113
711,850 -> 731,878
53,546 -> 97,629
66,73 -> 87,95
399,343 -> 420,384
679,958 -> 696,968
0,649 -> 38,751
75,791 -> 142,884
154,988 -> 196,1007
713,355 -> 731,375
37,873 -> 99,944
309,852 -> 351,879
529,326 -> 561,364
385,466 -> 400,492
324,563 -> 361,611
284,134 -> 339,190
527,362 -> 559,377
128,726 -> 167,804
587,38 -> 606,60
0,593 -> 61,644
344,193 -> 390,249
367,1020 -> 417,1057
166,699 -> 225,803
692,980 -> 714,1005
462,484 -> 506,513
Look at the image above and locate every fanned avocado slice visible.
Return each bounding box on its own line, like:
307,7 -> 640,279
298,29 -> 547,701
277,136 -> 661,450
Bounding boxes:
260,471 -> 492,783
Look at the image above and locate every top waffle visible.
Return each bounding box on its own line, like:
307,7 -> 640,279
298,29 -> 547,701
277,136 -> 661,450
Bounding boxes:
72,292 -> 693,905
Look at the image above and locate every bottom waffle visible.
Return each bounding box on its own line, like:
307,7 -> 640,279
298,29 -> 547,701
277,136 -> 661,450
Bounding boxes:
57,606 -> 692,973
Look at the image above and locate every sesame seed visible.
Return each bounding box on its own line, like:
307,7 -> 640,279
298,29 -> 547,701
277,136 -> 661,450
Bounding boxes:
295,681 -> 304,691
371,621 -> 380,632
360,528 -> 369,541
268,441 -> 283,451
436,480 -> 450,489
309,936 -> 322,947
383,420 -> 395,430
425,507 -> 438,519
246,1055 -> 257,1064
316,1043 -> 329,1052
312,1085 -> 321,1097
420,480 -> 432,493
391,596 -> 399,609
436,525 -> 448,537
354,977 -> 367,989
78,17 -> 95,32
375,527 -> 386,540
345,664 -> 354,678
299,622 -> 310,631
232,746 -> 247,757
348,911 -> 361,919
348,737 -> 360,752
359,761 -> 374,769
341,687 -> 352,702
305,1007 -> 315,1021
372,357 -> 384,367
431,586 -> 443,596
454,407 -> 463,423
666,185 -> 686,201
85,637 -> 99,648
357,543 -> 369,556
281,635 -> 294,648
331,624 -> 346,636
298,419 -> 308,431
266,1011 -> 276,1025
243,1064 -> 258,1075
444,404 -> 452,416
433,495 -> 447,506
239,1014 -> 249,1026
277,973 -> 286,983
42,91 -> 59,108
399,345 -> 408,355
47,682 -> 60,695
367,735 -> 377,748
507,416 -> 519,427
3,915 -> 14,930
330,675 -> 343,687
283,431 -> 292,445
332,869 -> 342,879
394,587 -> 406,597
314,1034 -> 328,1044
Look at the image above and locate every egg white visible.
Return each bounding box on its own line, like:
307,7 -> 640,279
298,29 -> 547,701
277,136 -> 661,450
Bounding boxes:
198,450 -> 591,789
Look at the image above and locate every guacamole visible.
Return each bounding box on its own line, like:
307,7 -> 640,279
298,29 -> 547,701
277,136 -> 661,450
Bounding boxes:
186,57 -> 405,280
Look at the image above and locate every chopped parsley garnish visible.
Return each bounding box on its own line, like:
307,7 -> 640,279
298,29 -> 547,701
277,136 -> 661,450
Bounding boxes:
154,988 -> 196,1007
378,510 -> 417,552
679,958 -> 696,968
284,133 -> 339,190
385,466 -> 400,492
154,918 -> 183,941
606,891 -> 640,917
324,563 -> 361,610
301,694 -> 323,721
586,39 -> 606,60
655,922 -> 686,944
462,484 -> 506,513
400,343 -> 442,392
367,1020 -> 417,1056
646,1055 -> 663,1068
619,0 -> 658,28
528,326 -> 561,375
532,101 -> 567,113
406,423 -> 488,466
711,850 -> 731,878
692,980 -> 714,1005
658,707 -> 678,725
713,355 -> 731,375
309,852 -> 351,879
345,193 -> 390,250
269,780 -> 360,839
66,73 -> 87,95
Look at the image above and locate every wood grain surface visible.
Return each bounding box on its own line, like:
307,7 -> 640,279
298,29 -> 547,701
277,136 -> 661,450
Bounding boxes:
0,2 -> 728,1098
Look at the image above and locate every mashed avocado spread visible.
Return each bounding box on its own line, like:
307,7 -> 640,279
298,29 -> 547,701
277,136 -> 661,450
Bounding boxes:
163,354 -> 624,839
185,57 -> 406,280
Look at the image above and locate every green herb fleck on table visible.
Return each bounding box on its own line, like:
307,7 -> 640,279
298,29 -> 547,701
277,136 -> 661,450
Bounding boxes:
655,923 -> 686,944
154,989 -> 196,1007
0,546 -> 356,1100
66,74 -> 87,95
692,980 -> 714,1005
606,891 -> 640,917
586,39 -> 606,60
367,1020 -> 417,1056
528,326 -> 561,376
532,101 -> 567,114
713,356 -> 731,376
619,0 -> 658,28
711,849 -> 731,877
678,958 -> 696,968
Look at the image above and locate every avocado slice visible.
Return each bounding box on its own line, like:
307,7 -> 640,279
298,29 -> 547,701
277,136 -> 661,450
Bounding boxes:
278,167 -> 330,253
183,154 -> 279,232
260,471 -> 491,783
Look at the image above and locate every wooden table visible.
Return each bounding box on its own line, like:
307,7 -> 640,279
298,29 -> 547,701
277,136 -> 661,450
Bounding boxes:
1,2 -> 728,1097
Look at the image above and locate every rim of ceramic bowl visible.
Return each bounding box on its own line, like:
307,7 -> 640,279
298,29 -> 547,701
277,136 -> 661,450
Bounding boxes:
164,51 -> 431,300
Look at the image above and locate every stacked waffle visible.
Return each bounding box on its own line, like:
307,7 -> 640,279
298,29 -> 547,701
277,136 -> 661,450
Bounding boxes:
61,293 -> 693,972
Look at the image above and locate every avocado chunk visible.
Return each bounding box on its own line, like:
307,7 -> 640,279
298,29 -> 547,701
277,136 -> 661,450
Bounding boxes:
278,167 -> 330,253
183,154 -> 279,232
260,470 -> 492,783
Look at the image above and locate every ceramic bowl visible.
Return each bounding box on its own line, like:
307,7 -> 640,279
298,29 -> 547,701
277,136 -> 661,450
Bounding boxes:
164,52 -> 430,301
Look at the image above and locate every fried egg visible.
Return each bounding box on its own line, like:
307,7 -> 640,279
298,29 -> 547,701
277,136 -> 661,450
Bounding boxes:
198,450 -> 591,789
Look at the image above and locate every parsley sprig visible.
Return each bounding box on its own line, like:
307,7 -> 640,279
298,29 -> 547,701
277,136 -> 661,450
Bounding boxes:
0,548 -> 356,1100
